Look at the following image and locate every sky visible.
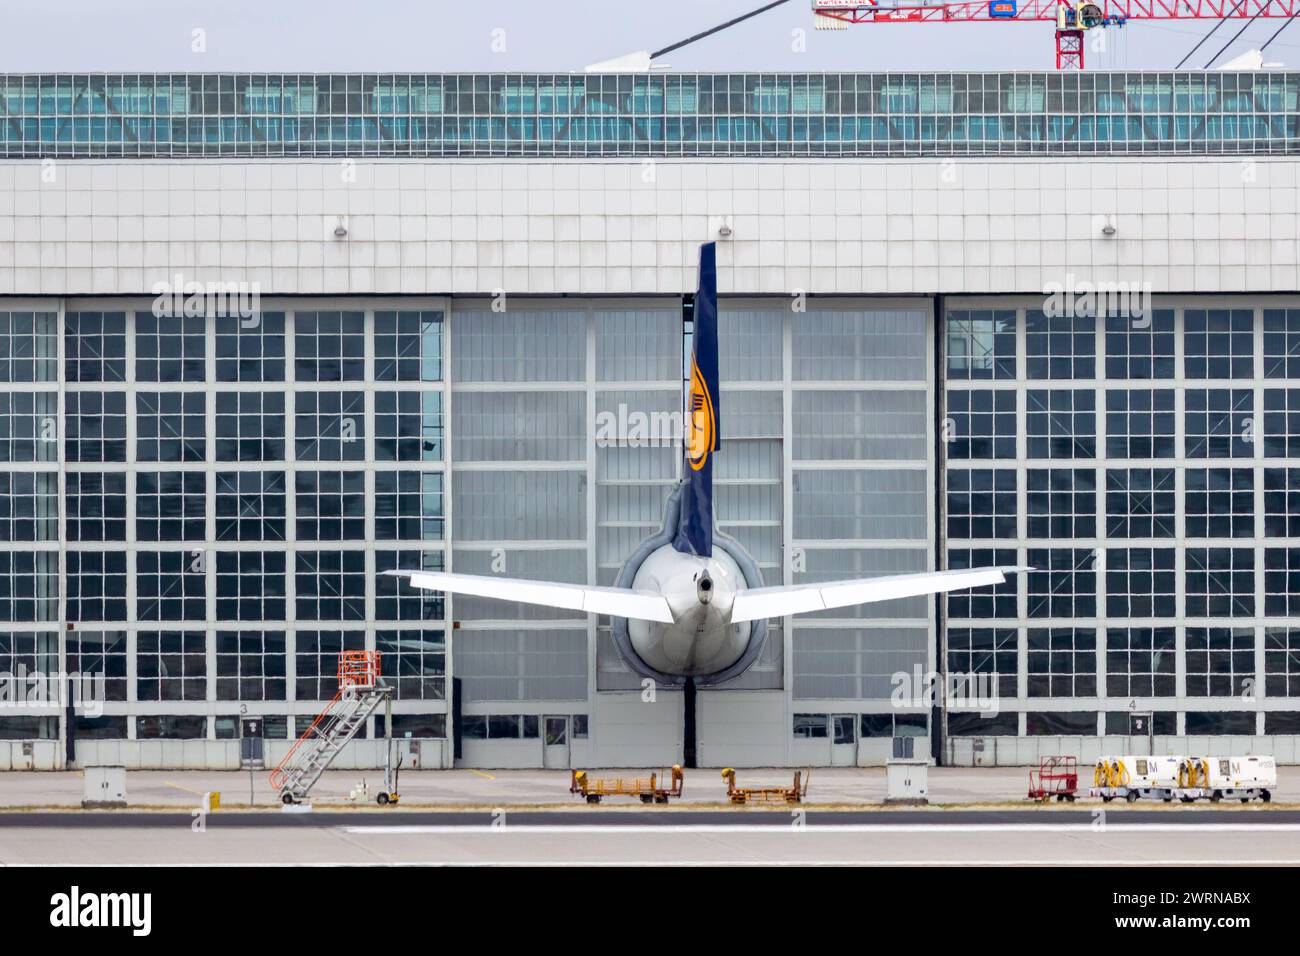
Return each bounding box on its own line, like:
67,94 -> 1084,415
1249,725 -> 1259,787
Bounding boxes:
0,0 -> 1295,73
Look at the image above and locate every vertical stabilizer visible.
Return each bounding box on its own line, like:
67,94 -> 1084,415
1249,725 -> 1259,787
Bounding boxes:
673,242 -> 719,557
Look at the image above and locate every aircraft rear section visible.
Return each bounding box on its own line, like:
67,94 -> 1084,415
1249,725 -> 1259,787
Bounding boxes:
610,486 -> 770,688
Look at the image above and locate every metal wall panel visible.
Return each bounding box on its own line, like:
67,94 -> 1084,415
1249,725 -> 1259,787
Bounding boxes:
452,391 -> 586,462
452,310 -> 584,382
454,629 -> 588,702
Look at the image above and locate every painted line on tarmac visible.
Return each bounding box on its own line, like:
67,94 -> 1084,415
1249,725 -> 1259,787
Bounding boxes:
340,822 -> 1300,835
163,781 -> 205,796
10,859 -> 1300,867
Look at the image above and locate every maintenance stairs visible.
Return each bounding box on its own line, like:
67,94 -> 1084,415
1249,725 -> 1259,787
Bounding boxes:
270,650 -> 391,804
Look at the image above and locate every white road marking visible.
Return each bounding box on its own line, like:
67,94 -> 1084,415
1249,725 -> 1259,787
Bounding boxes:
340,822 -> 1300,835
8,860 -> 1300,868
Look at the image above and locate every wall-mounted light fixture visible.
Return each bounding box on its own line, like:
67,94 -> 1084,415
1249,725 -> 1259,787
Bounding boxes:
334,216 -> 348,238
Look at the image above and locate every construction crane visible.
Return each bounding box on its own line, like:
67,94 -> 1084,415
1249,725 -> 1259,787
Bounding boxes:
812,0 -> 1300,69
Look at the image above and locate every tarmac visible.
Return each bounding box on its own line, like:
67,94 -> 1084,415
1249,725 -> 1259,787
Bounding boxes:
1,767 -> 1296,865
2,810 -> 1299,865
1,764 -> 1295,810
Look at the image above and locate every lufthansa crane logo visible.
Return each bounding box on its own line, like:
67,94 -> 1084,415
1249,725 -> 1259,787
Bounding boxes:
686,357 -> 715,471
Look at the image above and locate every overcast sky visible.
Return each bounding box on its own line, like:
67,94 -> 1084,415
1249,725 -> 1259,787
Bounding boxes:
1,0 -> 1294,73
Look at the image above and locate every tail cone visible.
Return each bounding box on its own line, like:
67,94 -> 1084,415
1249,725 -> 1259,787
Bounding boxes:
697,573 -> 714,605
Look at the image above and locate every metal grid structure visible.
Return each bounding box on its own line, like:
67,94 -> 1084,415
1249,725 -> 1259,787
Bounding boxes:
0,72 -> 1298,157
7,293 -> 1300,758
450,297 -> 932,758
0,296 -> 937,764
0,303 -> 451,747
942,296 -> 1300,741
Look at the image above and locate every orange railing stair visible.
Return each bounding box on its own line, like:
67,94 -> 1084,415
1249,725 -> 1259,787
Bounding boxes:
270,651 -> 390,804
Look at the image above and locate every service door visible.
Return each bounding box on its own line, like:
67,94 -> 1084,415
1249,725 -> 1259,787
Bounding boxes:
543,716 -> 570,769
240,717 -> 265,770
831,714 -> 858,767
1129,712 -> 1153,756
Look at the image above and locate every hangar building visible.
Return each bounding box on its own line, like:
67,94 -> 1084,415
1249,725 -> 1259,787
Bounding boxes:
0,70 -> 1298,769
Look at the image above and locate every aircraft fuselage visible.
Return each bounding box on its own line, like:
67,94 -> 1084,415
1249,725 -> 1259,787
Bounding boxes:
626,543 -> 751,677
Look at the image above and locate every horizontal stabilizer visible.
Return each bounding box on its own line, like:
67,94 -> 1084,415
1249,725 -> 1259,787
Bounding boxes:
383,570 -> 674,624
730,566 -> 1031,624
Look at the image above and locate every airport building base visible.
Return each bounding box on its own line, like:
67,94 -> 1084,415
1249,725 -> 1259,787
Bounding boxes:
8,732 -> 1300,772
55,739 -> 453,773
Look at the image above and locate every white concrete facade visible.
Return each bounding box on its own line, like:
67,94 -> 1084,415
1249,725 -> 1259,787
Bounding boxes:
0,158 -> 1295,298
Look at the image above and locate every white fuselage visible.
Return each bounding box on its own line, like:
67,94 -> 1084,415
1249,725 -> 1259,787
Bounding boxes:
626,544 -> 751,677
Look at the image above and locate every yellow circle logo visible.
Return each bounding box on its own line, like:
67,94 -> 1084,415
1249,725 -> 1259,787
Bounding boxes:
686,359 -> 715,472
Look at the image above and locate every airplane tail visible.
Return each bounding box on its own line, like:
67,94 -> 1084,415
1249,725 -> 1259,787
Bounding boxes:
673,242 -> 719,558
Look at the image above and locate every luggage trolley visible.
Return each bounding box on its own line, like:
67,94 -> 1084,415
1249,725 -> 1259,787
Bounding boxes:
1028,755 -> 1078,803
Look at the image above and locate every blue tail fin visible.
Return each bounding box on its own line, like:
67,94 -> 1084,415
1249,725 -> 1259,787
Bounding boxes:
673,242 -> 719,558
